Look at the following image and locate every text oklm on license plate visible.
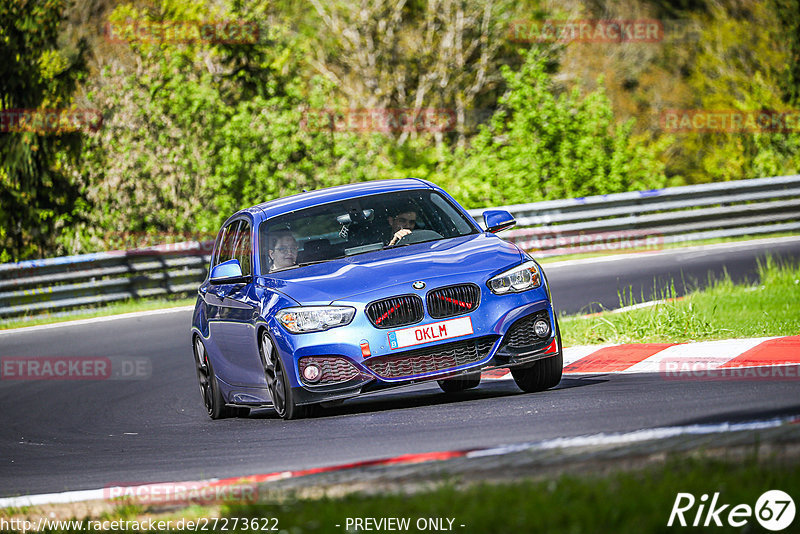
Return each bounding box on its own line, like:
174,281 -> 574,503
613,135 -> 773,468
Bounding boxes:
388,316 -> 474,349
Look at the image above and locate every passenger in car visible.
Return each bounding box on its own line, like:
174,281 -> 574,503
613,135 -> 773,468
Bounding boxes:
268,231 -> 299,271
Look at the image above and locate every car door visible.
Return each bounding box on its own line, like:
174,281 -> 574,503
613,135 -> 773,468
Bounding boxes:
208,218 -> 264,386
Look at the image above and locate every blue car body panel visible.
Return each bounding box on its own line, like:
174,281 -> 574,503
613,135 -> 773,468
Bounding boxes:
191,179 -> 561,410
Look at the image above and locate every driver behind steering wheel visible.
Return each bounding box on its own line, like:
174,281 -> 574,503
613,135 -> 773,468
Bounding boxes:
386,202 -> 418,246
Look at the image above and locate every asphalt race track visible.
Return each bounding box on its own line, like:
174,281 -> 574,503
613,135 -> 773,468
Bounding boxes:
1,238 -> 799,498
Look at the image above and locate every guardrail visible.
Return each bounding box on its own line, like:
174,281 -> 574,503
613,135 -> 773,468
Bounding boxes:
467,174 -> 800,256
2,174 -> 799,319
0,243 -> 213,319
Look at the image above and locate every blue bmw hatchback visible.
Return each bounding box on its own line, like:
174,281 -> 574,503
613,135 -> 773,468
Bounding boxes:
191,179 -> 562,419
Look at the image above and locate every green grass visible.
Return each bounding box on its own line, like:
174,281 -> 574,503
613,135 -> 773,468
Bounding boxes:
0,296 -> 196,330
223,457 -> 799,534
224,456 -> 799,534
536,231 -> 798,264
8,453 -> 797,533
561,257 -> 800,345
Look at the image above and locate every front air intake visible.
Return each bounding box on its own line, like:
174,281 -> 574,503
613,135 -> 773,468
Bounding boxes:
364,336 -> 497,379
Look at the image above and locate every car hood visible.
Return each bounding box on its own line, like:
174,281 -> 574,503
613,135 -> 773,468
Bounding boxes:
262,233 -> 525,305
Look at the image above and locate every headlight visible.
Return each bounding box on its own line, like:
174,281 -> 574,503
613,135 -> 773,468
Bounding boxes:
277,306 -> 355,333
487,261 -> 542,295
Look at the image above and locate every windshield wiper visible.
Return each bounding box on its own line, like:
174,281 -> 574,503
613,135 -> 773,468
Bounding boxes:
295,259 -> 335,267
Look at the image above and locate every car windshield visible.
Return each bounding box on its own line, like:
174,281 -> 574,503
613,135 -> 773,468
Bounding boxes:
259,189 -> 477,273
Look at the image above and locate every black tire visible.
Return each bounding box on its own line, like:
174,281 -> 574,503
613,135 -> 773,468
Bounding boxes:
260,330 -> 311,420
194,337 -> 238,419
437,373 -> 481,393
510,322 -> 563,393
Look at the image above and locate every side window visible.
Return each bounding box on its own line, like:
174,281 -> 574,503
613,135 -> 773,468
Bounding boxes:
211,227 -> 226,268
429,193 -> 472,235
233,220 -> 252,276
214,220 -> 241,267
259,222 -> 270,274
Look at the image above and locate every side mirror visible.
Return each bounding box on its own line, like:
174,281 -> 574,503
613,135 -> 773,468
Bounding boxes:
483,210 -> 516,233
209,259 -> 250,285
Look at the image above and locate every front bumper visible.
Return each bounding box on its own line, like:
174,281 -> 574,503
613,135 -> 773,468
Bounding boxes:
287,305 -> 561,406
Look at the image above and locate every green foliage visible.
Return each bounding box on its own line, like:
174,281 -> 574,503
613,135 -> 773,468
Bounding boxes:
774,0 -> 800,106
677,1 -> 800,183
446,49 -> 668,207
0,0 -> 87,261
70,1 -> 393,251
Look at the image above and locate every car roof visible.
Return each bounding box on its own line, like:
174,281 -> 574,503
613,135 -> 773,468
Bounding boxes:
241,178 -> 436,221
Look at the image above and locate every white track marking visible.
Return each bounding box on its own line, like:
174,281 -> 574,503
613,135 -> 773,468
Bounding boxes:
0,488 -> 107,508
0,306 -> 194,336
467,417 -> 791,458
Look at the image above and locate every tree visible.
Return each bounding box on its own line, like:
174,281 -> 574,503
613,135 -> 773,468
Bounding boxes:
668,0 -> 800,183
306,0 -> 521,147
70,0 -> 395,252
0,0 -> 87,261
446,48 -> 668,207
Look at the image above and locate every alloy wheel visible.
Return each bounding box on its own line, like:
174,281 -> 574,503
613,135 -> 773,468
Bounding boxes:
194,337 -> 213,415
261,332 -> 287,417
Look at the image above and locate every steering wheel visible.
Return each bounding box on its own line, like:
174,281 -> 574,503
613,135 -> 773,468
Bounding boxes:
395,229 -> 444,245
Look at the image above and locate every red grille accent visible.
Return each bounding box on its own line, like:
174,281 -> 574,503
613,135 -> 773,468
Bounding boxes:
436,295 -> 473,309
298,356 -> 361,385
427,284 -> 480,319
374,303 -> 403,325
366,295 -> 424,329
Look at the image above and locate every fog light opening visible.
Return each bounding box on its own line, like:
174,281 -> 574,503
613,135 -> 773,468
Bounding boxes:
303,363 -> 322,383
533,318 -> 550,338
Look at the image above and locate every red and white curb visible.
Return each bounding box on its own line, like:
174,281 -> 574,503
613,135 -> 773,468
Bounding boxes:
481,335 -> 800,379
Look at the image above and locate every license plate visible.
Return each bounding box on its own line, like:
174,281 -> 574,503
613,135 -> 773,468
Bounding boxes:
387,316 -> 474,350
